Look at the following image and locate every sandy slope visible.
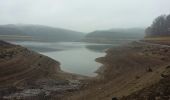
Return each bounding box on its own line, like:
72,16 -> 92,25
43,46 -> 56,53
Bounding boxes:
0,41 -> 85,99
63,41 -> 170,100
1,40 -> 170,100
0,41 -> 60,87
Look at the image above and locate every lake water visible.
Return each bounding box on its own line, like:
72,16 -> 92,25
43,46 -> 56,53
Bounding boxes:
14,42 -> 117,76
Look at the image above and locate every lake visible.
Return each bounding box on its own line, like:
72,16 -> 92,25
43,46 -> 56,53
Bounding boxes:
14,42 -> 118,76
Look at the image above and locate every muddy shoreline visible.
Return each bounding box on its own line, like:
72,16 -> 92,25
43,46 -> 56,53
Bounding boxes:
0,41 -> 87,99
62,41 -> 170,100
1,40 -> 170,100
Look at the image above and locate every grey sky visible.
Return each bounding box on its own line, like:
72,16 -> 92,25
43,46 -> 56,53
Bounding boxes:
0,0 -> 170,32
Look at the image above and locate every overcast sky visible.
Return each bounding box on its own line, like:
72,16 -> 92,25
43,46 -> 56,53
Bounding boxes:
0,0 -> 170,32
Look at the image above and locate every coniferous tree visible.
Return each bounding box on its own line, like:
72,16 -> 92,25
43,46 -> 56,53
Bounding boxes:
145,14 -> 170,37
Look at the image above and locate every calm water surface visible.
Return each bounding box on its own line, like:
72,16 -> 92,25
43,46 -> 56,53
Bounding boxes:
14,42 -> 116,76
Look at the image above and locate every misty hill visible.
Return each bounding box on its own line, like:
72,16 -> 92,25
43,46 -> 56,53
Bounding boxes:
0,24 -> 85,42
84,28 -> 145,43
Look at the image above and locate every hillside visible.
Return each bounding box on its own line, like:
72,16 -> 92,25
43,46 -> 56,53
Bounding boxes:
1,38 -> 170,100
0,24 -> 85,42
0,40 -> 59,87
63,41 -> 170,100
0,40 -> 83,99
84,28 -> 145,43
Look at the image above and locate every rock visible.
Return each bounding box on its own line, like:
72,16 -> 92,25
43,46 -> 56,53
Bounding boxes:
161,57 -> 166,61
135,76 -> 140,79
161,74 -> 168,78
112,97 -> 118,100
164,49 -> 168,53
166,66 -> 170,69
147,67 -> 153,72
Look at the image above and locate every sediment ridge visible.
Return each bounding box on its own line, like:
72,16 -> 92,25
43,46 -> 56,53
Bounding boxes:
0,40 -> 83,100
1,40 -> 170,100
63,41 -> 170,100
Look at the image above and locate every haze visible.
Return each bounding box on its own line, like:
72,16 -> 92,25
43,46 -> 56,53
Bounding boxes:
0,0 -> 170,32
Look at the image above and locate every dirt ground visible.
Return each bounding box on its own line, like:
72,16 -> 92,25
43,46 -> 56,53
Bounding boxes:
62,41 -> 170,100
1,40 -> 170,100
0,41 -> 86,99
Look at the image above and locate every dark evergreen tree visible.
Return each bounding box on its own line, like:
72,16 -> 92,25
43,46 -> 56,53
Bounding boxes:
166,14 -> 170,34
145,14 -> 170,37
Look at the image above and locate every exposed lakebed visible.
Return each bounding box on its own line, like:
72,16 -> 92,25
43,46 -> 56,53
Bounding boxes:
13,42 -> 117,76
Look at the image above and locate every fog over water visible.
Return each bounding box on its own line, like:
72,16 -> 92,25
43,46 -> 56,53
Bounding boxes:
0,0 -> 170,32
15,41 -> 115,76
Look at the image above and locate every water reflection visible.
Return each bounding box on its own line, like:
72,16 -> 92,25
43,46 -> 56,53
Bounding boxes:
85,44 -> 113,52
13,42 -> 114,76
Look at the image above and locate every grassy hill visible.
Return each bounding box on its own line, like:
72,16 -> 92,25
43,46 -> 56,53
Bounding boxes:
0,24 -> 85,42
84,28 -> 145,43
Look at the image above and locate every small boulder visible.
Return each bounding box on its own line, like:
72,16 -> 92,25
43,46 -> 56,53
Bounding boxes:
135,76 -> 140,79
164,49 -> 168,53
147,67 -> 153,72
112,97 -> 118,100
161,74 -> 168,78
161,57 -> 166,61
166,66 -> 170,69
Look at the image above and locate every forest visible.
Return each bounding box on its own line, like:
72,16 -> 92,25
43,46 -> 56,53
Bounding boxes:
145,14 -> 170,37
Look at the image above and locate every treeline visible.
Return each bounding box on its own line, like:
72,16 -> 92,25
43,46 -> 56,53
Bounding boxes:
145,14 -> 170,37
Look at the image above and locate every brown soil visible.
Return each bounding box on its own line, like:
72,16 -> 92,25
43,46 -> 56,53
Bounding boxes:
1,40 -> 170,100
62,41 -> 170,100
144,37 -> 170,45
0,41 -> 86,99
0,42 -> 60,87
120,68 -> 170,100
